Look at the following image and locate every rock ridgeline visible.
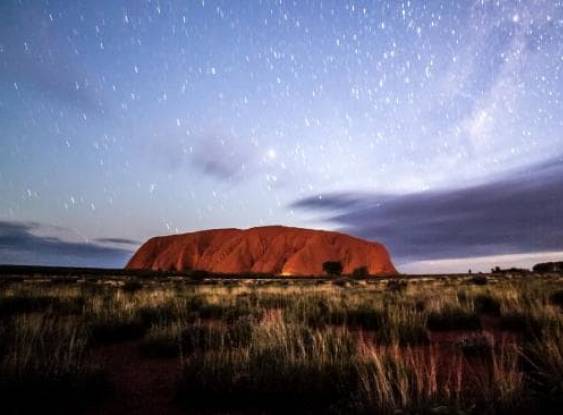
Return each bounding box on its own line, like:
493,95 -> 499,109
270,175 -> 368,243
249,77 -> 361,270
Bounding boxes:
126,226 -> 397,276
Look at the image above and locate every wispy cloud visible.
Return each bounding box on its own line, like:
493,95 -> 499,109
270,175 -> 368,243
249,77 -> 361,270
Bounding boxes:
93,237 -> 140,245
0,221 -> 132,267
146,130 -> 258,181
291,157 -> 563,264
190,134 -> 257,181
146,128 -> 288,187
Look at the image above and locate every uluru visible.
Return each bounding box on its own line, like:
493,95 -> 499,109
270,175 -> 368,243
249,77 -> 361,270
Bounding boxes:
126,225 -> 397,276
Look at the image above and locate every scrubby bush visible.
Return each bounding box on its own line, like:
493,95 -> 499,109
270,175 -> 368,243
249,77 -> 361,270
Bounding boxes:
0,295 -> 55,316
456,335 -> 493,357
533,261 -> 563,273
377,321 -> 429,345
387,279 -> 407,292
197,301 -> 262,323
499,312 -> 528,332
471,275 -> 488,285
177,324 -> 358,412
181,320 -> 253,354
90,318 -> 147,344
352,266 -> 369,278
137,303 -> 178,326
140,325 -> 181,358
120,279 -> 143,293
0,314 -> 109,413
190,269 -> 210,281
427,308 -> 481,331
474,294 -> 501,315
322,261 -> 343,276
549,290 -> 563,308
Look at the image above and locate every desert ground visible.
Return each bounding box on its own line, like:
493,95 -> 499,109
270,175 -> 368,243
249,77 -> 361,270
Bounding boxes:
0,271 -> 562,414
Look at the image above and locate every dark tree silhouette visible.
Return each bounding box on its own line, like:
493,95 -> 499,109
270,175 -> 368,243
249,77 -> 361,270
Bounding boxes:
352,266 -> 369,278
323,261 -> 343,276
533,262 -> 563,273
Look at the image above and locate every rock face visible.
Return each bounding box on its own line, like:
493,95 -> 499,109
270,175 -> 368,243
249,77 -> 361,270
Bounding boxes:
126,226 -> 397,276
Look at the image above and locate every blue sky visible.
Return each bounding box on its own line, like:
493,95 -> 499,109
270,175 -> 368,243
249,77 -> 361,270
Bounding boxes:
1,0 -> 562,272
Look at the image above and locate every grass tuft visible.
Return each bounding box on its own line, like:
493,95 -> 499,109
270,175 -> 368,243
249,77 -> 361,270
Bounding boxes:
427,308 -> 481,331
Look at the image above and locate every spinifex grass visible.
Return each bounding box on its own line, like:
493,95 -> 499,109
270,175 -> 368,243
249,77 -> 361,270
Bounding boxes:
177,321 -> 359,412
0,275 -> 561,413
0,313 -> 108,413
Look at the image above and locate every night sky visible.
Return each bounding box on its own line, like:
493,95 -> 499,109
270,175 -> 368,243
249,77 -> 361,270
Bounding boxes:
1,1 -> 562,273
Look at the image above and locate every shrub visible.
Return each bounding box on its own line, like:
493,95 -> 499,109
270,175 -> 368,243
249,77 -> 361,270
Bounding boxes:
301,301 -> 382,331
140,334 -> 179,358
177,325 -> 358,412
178,352 -> 358,412
51,296 -> 86,315
533,261 -> 563,273
0,366 -> 110,413
90,318 -> 147,344
120,280 -> 143,293
181,320 -> 253,354
322,261 -> 343,276
387,280 -> 407,292
415,299 -> 426,312
198,302 -> 262,322
352,266 -> 369,278
184,294 -> 206,312
501,315 -> 549,340
190,269 -> 210,281
0,315 -> 110,413
471,275 -> 488,285
376,321 -> 429,346
549,290 -> 563,308
346,305 -> 382,331
180,324 -> 221,354
456,335 -> 493,357
474,294 -> 501,315
499,312 -> 528,332
140,325 -> 181,358
197,303 -> 225,320
137,304 -> 178,326
457,289 -> 469,305
522,332 -> 563,411
0,296 -> 54,316
256,293 -> 288,309
301,299 -> 341,328
427,308 -> 481,331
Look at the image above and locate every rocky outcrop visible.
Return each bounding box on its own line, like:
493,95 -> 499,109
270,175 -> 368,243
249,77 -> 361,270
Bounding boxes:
126,226 -> 397,276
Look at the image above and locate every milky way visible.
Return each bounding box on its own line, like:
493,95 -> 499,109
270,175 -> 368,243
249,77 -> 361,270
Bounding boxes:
0,1 -> 562,272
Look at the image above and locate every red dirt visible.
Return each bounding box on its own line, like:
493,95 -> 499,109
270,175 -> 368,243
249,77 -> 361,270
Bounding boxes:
83,316 -> 523,414
126,225 -> 397,276
85,341 -> 183,415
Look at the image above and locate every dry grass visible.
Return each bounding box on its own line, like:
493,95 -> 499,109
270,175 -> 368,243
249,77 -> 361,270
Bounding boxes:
0,274 -> 561,413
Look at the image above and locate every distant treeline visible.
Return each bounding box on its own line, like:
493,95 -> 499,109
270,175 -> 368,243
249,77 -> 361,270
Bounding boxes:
533,262 -> 563,273
0,265 -> 180,278
490,266 -> 530,274
489,262 -> 563,274
1,263 -> 561,280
